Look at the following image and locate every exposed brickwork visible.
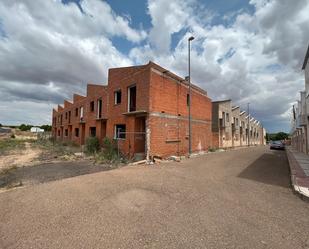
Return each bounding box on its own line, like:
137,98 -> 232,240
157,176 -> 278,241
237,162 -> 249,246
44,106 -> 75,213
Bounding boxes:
52,61 -> 213,159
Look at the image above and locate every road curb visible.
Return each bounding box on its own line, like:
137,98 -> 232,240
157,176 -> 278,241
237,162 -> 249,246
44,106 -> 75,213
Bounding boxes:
286,147 -> 309,201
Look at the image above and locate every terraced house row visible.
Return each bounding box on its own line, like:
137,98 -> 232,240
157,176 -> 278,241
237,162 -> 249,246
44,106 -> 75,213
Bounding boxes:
291,45 -> 309,153
52,61 -> 265,160
212,100 -> 266,148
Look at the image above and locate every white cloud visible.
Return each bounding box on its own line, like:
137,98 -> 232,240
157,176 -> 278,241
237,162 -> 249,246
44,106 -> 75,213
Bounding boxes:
0,0 -> 142,124
130,0 -> 309,132
0,0 -> 308,132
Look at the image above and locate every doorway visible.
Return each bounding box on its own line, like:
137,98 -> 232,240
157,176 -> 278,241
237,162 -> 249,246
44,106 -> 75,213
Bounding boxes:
134,117 -> 146,154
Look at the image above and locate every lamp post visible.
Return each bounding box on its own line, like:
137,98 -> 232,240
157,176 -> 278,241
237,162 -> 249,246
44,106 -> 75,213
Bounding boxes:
188,36 -> 194,156
247,103 -> 250,147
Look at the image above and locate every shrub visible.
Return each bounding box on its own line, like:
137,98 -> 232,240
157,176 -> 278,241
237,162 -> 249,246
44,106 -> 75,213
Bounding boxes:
102,137 -> 118,160
10,134 -> 15,139
208,147 -> 217,152
94,137 -> 121,164
85,136 -> 100,154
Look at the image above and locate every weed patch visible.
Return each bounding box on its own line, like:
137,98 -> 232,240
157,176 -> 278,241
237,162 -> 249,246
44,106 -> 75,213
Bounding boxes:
0,139 -> 26,155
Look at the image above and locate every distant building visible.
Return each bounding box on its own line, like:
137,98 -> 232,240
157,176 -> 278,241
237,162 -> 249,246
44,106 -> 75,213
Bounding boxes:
30,127 -> 44,133
212,99 -> 265,148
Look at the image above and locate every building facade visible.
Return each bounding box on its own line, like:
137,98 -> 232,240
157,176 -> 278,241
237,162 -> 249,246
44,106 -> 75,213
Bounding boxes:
212,100 -> 265,148
52,61 -> 213,159
291,45 -> 309,153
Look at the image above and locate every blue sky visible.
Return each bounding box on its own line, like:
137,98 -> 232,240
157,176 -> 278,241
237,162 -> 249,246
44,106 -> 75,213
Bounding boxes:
63,0 -> 255,54
0,0 -> 309,133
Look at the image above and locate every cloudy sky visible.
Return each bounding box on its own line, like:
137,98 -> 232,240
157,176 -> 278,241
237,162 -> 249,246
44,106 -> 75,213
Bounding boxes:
0,0 -> 308,132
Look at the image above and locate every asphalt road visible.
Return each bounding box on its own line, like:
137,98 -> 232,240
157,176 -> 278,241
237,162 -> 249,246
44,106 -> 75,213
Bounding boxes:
0,146 -> 308,249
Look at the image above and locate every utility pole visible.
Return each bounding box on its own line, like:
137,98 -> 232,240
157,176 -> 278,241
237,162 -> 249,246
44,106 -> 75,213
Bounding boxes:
188,36 -> 194,156
247,103 -> 250,147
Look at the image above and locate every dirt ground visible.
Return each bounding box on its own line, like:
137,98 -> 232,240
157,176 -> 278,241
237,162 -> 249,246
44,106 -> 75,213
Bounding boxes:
0,142 -> 41,171
0,160 -> 115,189
0,137 -> 121,189
0,146 -> 308,249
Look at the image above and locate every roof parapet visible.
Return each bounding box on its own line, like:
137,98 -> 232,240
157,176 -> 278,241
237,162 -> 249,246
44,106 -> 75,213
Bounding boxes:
64,100 -> 73,108
57,105 -> 64,112
73,94 -> 86,103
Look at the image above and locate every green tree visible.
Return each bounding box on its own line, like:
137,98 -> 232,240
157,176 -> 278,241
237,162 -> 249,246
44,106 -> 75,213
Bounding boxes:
19,124 -> 32,131
274,132 -> 289,140
266,132 -> 289,141
40,125 -> 52,131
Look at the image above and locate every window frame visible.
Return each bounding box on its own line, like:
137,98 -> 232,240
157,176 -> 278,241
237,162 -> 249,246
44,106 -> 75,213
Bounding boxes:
75,128 -> 79,137
90,101 -> 95,112
114,124 -> 126,139
114,90 -> 122,105
127,85 -> 136,112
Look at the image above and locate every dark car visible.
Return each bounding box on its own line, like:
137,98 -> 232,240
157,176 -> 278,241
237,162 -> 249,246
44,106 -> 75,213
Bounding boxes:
270,140 -> 285,150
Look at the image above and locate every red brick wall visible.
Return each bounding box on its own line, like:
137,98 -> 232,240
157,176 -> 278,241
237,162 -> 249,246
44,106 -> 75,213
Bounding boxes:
148,69 -> 212,157
105,65 -> 151,157
52,84 -> 108,145
148,115 -> 212,157
52,62 -> 213,158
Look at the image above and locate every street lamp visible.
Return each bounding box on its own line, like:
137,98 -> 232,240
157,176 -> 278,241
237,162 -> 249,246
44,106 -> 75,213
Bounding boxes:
247,103 -> 250,147
188,36 -> 194,156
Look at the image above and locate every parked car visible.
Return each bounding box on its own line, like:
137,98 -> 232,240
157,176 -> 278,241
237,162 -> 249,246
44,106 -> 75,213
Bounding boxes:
269,140 -> 285,150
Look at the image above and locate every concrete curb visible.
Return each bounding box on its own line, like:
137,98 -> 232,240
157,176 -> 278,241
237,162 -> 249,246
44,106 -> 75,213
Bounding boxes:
286,147 -> 309,200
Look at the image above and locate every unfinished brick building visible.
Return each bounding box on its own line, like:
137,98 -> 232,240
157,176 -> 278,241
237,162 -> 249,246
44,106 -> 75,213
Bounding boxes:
52,61 -> 212,159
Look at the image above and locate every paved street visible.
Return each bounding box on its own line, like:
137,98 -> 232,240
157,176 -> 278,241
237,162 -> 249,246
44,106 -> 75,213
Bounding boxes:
0,146 -> 308,249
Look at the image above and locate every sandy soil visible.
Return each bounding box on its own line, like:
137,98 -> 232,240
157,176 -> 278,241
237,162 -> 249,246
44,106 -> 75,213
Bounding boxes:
0,142 -> 41,171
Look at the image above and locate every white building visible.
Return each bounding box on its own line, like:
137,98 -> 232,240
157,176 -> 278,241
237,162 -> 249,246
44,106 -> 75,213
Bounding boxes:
291,45 -> 309,153
30,127 -> 44,133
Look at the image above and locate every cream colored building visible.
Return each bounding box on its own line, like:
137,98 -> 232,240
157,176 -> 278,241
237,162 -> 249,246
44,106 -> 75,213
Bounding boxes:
212,100 -> 265,149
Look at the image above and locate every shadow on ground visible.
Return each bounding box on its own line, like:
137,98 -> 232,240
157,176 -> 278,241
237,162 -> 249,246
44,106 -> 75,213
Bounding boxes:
0,161 -> 115,189
238,150 -> 290,188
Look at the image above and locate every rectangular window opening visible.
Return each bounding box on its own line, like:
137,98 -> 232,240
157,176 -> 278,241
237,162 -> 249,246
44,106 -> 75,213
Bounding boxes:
90,127 -> 96,137
114,124 -> 126,139
90,101 -> 95,112
128,86 -> 136,112
114,90 -> 122,105
97,99 -> 102,118
75,128 -> 79,137
80,106 -> 84,121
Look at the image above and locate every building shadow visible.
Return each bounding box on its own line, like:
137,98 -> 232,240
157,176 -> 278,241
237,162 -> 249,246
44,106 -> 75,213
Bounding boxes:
0,161 -> 114,189
238,150 -> 290,188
